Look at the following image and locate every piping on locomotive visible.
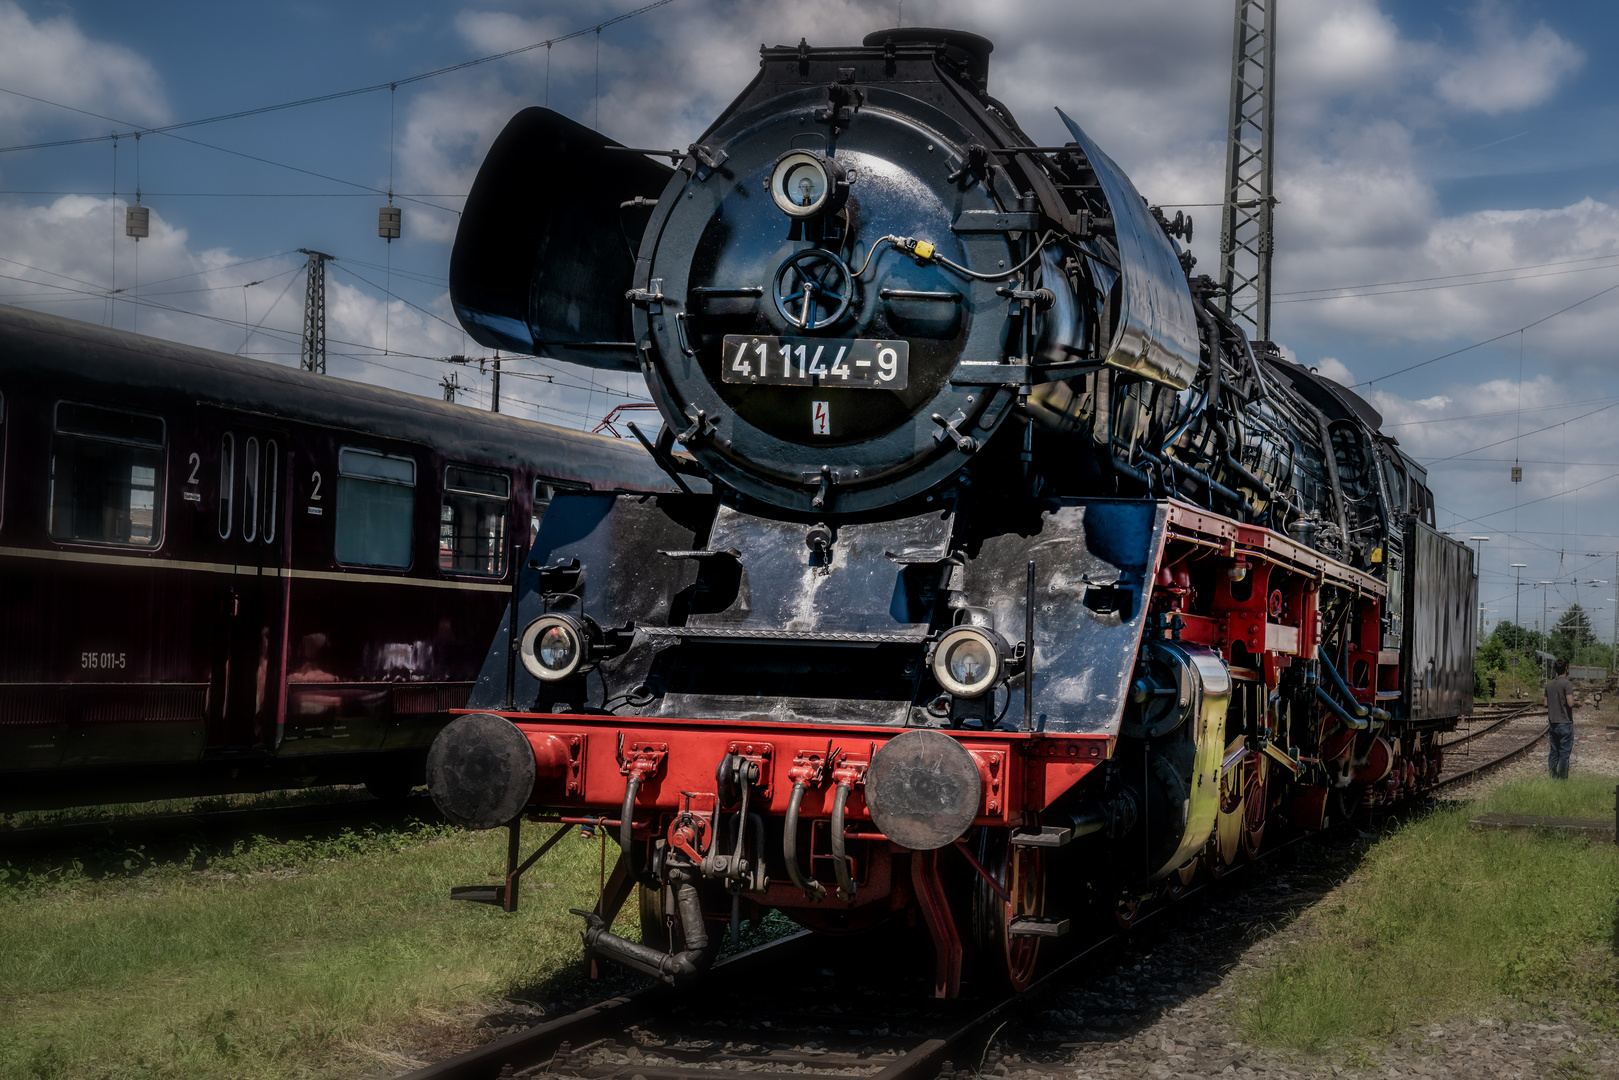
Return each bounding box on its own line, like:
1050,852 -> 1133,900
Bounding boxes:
427,29 -> 1477,997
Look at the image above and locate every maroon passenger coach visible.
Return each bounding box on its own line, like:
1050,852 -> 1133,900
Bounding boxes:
0,304 -> 680,809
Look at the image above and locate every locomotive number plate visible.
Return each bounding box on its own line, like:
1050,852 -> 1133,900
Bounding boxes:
720,335 -> 908,390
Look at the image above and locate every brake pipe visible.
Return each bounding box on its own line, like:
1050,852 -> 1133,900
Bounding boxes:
782,781 -> 827,901
619,774 -> 646,881
829,781 -> 856,901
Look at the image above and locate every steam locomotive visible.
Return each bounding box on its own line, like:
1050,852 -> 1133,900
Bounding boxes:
427,29 -> 1477,996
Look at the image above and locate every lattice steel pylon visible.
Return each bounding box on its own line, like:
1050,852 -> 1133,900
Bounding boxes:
297,248 -> 335,374
1219,0 -> 1278,343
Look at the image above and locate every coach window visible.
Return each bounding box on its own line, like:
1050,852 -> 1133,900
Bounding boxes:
218,433 -> 235,539
263,440 -> 279,543
440,465 -> 509,576
48,402 -> 165,547
531,478 -> 590,543
335,447 -> 415,569
242,437 -> 260,542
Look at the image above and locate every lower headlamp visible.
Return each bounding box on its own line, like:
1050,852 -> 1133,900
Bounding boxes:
519,613 -> 599,681
930,625 -> 1009,699
769,149 -> 848,219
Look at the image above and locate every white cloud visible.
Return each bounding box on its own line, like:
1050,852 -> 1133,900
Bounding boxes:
1435,3 -> 1584,116
0,189 -> 647,430
1313,357 -> 1358,386
1,0 -> 1608,557
1278,197 -> 1619,369
1286,1 -> 1404,99
0,1 -> 170,142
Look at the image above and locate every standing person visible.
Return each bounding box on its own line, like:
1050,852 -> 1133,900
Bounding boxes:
1544,657 -> 1575,779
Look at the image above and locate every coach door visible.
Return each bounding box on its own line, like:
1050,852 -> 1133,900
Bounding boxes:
206,426 -> 289,753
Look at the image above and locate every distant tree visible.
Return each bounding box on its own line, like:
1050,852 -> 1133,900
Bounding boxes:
1474,628 -> 1548,700
1549,603 -> 1596,662
1488,620 -> 1544,659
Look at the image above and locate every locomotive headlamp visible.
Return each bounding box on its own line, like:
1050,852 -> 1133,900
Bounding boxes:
769,150 -> 847,218
518,614 -> 597,681
930,625 -> 1009,699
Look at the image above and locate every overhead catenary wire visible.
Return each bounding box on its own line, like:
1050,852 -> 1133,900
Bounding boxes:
241,269 -> 301,356
1354,277 -> 1619,388
1275,252 -> 1619,298
1441,469 -> 1619,529
3,270 -> 619,427
0,86 -> 461,216
1276,259 -> 1619,303
324,261 -> 637,401
1380,394 -> 1619,428
0,0 -> 678,154
1,253 -> 630,410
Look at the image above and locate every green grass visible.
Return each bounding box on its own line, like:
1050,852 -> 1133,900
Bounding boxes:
1482,775 -> 1617,820
1238,773 -> 1619,1052
0,819 -> 643,1080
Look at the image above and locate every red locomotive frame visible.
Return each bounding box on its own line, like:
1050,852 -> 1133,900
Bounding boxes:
461,502 -> 1444,998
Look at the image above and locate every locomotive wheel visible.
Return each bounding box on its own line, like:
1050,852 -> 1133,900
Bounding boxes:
1215,754 -> 1247,866
1242,753 -> 1270,861
1326,783 -> 1361,825
969,829 -> 1045,993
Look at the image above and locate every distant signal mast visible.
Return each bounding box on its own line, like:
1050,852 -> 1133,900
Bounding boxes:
1219,0 -> 1278,343
297,248 -> 335,375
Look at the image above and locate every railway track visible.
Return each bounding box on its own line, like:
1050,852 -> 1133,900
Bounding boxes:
397,720 -> 1551,1080
1436,703 -> 1535,751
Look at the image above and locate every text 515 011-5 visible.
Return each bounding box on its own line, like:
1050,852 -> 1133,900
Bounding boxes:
720,336 -> 909,390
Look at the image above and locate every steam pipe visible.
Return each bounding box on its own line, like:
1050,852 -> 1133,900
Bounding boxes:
1317,645 -> 1368,718
829,782 -> 856,901
1317,646 -> 1390,723
1223,451 -> 1272,500
1314,684 -> 1373,732
783,782 -> 826,901
1150,448 -> 1248,515
1295,396 -> 1351,542
1107,443 -> 1154,490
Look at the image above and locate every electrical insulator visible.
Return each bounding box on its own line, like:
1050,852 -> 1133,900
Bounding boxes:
125,205 -> 150,239
378,205 -> 401,240
1511,464 -> 1522,483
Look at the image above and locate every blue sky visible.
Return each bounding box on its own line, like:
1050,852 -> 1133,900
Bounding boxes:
1,0 -> 1616,638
